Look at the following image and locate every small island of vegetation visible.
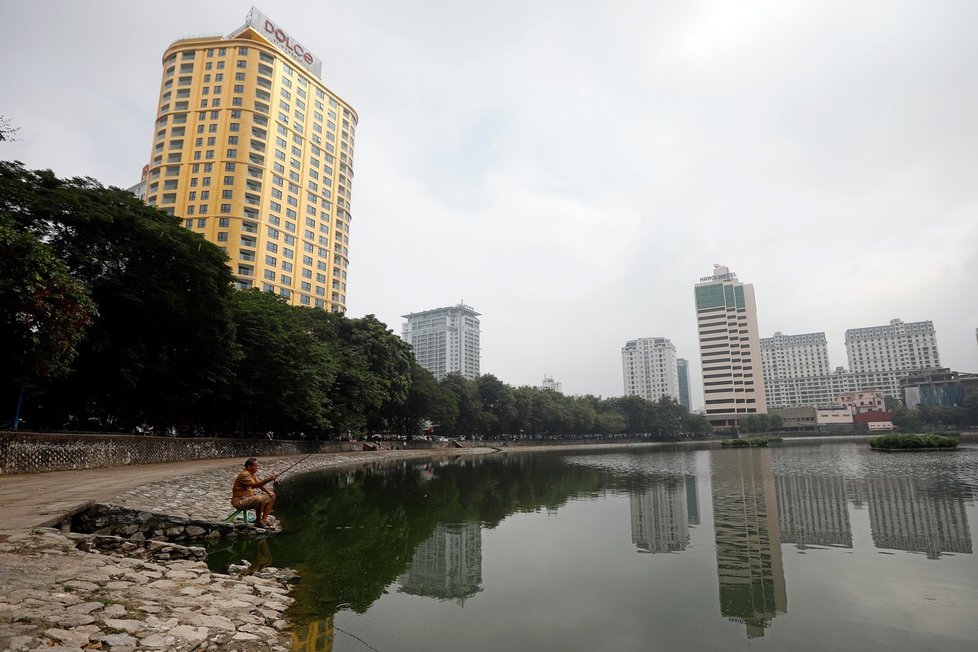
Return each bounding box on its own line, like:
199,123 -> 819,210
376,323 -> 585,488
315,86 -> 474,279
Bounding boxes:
869,433 -> 959,451
721,436 -> 783,447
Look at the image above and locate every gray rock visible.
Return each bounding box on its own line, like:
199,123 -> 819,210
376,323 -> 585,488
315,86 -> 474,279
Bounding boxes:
43,627 -> 93,647
139,633 -> 178,648
190,613 -> 236,631
102,618 -> 148,633
99,633 -> 139,648
169,624 -> 209,643
58,613 -> 97,627
101,603 -> 127,618
65,601 -> 103,614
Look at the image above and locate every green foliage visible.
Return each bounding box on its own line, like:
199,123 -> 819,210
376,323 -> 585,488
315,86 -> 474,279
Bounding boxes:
869,433 -> 959,450
738,413 -> 783,433
721,437 -> 776,447
0,161 -> 237,429
218,290 -> 336,435
0,218 -> 96,380
0,161 -> 721,439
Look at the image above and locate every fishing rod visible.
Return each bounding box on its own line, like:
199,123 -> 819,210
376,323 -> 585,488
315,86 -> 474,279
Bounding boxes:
273,453 -> 315,487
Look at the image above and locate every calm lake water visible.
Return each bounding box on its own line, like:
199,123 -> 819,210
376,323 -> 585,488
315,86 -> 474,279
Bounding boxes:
208,441 -> 978,651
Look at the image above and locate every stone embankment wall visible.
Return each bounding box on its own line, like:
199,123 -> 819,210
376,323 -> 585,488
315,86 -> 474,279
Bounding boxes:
0,431 -> 361,475
68,503 -> 266,545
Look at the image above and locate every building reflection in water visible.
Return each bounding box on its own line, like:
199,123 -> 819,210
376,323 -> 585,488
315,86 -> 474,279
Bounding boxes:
776,474 -> 852,549
686,474 -> 700,526
862,476 -> 973,559
291,614 -> 334,652
712,448 -> 787,638
399,522 -> 483,603
630,476 -> 692,553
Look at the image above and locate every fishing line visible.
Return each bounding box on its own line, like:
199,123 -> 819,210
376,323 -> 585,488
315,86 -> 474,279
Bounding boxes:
273,453 -> 315,487
334,626 -> 382,652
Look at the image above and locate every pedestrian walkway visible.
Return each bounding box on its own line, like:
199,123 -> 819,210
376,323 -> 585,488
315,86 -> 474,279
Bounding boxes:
0,447 -> 500,535
0,456 -> 251,534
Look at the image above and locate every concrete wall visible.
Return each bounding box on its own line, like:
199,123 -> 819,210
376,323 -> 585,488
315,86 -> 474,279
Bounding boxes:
0,431 -> 361,475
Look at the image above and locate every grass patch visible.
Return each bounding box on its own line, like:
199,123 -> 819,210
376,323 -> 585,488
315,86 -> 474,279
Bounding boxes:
721,436 -> 783,447
869,433 -> 959,450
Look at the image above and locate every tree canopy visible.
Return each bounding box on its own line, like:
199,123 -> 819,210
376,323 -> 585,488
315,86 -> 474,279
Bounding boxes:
0,162 -> 715,439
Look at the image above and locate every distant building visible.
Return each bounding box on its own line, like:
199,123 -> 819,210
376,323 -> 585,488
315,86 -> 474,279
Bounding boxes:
845,318 -> 940,373
537,375 -> 562,393
901,368 -> 978,409
402,303 -> 480,381
760,332 -> 831,409
622,337 -> 679,403
838,391 -> 885,414
126,164 -> 149,201
761,331 -> 831,382
761,366 -> 934,407
677,358 -> 692,410
770,406 -> 817,431
694,265 -> 767,427
816,406 -> 853,432
852,411 -> 894,432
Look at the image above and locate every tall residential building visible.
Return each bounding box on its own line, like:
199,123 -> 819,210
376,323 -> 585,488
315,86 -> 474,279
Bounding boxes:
402,303 -> 481,381
760,332 -> 831,381
845,318 -> 940,373
694,265 -> 767,427
760,332 -> 832,409
677,358 -> 692,410
145,8 -> 356,312
622,337 -> 679,402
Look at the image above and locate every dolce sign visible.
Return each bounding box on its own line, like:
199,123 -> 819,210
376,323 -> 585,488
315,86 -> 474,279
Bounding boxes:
246,7 -> 322,76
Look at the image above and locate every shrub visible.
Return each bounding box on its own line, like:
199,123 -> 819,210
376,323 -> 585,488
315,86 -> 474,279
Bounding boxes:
869,433 -> 959,450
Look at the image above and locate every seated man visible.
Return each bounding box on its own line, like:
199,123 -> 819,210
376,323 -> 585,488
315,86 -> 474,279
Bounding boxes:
231,457 -> 278,528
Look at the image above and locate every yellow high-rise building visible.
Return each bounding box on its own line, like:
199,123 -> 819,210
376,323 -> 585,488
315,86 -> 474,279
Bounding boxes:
145,7 -> 356,312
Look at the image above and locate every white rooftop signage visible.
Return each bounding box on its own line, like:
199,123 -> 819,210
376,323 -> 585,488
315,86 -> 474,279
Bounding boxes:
246,7 -> 323,77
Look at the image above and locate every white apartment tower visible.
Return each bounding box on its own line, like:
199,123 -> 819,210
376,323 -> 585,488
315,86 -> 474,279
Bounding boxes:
402,303 -> 481,381
694,265 -> 767,427
622,337 -> 679,402
845,319 -> 940,373
760,332 -> 832,408
760,332 -> 831,380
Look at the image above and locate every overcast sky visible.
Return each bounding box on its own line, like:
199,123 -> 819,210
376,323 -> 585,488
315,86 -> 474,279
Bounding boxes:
3,0 -> 977,407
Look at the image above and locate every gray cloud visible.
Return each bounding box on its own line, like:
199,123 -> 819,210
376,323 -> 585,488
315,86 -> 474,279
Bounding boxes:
3,0 -> 976,405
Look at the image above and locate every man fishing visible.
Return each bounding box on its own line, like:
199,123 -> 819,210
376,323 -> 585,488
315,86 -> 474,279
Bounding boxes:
231,458 -> 278,528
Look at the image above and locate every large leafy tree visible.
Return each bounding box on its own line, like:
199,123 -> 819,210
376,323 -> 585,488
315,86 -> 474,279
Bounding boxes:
217,290 -> 336,437
0,220 -> 96,428
0,162 -> 237,430
380,362 -> 458,440
299,311 -> 414,435
0,220 -> 96,380
439,373 -> 485,437
475,374 -> 518,436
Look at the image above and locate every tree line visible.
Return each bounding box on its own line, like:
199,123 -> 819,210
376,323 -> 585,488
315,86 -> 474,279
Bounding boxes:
891,400 -> 978,432
1,162 -> 710,439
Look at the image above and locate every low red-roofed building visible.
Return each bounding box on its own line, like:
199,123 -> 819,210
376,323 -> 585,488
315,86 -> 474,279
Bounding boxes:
853,411 -> 894,432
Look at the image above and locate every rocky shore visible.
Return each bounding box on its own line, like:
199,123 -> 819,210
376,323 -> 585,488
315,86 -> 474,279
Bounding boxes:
0,447 -> 498,651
